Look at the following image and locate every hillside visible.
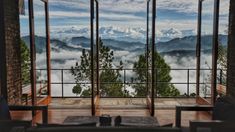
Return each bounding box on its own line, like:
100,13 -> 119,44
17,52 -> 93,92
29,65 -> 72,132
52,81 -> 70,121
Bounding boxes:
21,35 -> 227,57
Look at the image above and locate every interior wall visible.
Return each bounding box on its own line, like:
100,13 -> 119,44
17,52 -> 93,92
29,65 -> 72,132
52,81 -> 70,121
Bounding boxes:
227,0 -> 235,99
0,0 -> 22,105
0,0 -> 6,98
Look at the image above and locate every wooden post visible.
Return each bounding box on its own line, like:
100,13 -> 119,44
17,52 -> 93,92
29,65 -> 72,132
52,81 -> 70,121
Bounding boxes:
95,0 -> 100,96
151,0 -> 156,116
196,0 -> 202,99
227,0 -> 235,98
0,0 -> 7,100
146,0 -> 150,96
28,0 -> 37,111
211,0 -> 220,105
45,0 -> 51,99
90,0 -> 95,116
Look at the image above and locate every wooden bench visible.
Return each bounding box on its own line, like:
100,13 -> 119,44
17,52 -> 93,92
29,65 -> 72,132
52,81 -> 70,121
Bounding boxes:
9,105 -> 48,124
175,105 -> 213,128
22,84 -> 47,105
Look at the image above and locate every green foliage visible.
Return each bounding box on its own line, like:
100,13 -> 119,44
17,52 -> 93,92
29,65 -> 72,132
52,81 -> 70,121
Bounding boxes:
99,69 -> 124,97
71,38 -> 126,97
133,52 -> 180,97
72,84 -> 82,96
190,93 -> 196,97
218,45 -> 227,69
20,39 -> 30,85
204,43 -> 227,89
159,84 -> 180,96
81,88 -> 91,97
218,45 -> 227,85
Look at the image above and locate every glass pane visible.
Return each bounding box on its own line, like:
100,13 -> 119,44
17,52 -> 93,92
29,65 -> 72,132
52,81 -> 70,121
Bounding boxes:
20,0 -> 31,100
96,1 -> 148,99
217,0 -> 229,96
49,0 -> 90,98
93,1 -> 98,101
199,0 -> 215,103
34,0 -> 47,96
148,0 -> 153,99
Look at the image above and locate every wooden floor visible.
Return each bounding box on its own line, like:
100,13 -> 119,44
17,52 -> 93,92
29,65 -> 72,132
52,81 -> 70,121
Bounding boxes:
10,97 -> 211,127
11,108 -> 211,127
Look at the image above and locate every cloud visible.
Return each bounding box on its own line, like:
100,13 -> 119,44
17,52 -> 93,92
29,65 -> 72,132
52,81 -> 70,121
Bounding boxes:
99,0 -> 147,13
40,53 -> 213,96
157,0 -> 198,14
36,48 -> 82,69
157,0 -> 229,15
49,0 -> 89,11
27,0 -> 229,97
163,54 -> 213,94
35,38 -> 216,96
20,0 -> 229,37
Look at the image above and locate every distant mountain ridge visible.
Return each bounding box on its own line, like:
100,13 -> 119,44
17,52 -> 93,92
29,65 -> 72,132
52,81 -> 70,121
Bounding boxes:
69,36 -> 144,51
68,34 -> 227,53
52,26 -> 197,42
157,35 -> 227,52
21,34 -> 227,57
21,36 -> 84,53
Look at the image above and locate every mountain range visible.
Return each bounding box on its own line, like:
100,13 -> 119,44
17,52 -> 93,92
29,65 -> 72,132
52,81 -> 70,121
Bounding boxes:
52,26 -> 197,43
22,35 -> 227,54
21,36 -> 84,53
21,34 -> 227,58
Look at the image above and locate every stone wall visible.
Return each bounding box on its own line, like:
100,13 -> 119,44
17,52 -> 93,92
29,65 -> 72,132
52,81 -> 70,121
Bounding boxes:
227,0 -> 235,98
0,0 -> 22,105
0,0 -> 3,96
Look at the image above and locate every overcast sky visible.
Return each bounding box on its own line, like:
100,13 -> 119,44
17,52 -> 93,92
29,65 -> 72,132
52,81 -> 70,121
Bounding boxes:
20,0 -> 230,38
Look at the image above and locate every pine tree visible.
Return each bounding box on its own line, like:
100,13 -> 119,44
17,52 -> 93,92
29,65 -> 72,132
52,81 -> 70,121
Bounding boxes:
71,38 -> 126,97
218,45 -> 227,85
20,40 -> 30,85
133,52 -> 180,97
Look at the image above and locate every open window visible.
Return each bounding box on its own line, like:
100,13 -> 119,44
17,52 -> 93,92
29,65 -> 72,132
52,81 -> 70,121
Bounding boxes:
19,0 -> 51,106
196,0 -> 221,105
90,0 -> 156,116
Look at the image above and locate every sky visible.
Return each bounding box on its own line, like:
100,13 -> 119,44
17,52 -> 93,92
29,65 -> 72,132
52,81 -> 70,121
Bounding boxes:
20,0 -> 230,39
21,0 -> 230,96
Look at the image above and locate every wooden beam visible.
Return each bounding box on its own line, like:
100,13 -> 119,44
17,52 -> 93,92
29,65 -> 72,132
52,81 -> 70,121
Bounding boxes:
0,0 -> 7,100
90,0 -> 95,116
227,0 -> 235,98
151,0 -> 156,116
95,0 -> 100,96
45,1 -> 51,101
146,0 -> 150,96
28,0 -> 37,114
196,0 -> 202,98
211,0 -> 220,105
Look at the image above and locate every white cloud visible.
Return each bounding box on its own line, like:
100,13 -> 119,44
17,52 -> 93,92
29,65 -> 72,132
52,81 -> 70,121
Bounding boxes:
163,54 -> 213,94
49,0 -> 89,10
20,0 -> 230,37
157,0 -> 229,15
157,0 -> 198,14
99,0 -> 146,13
29,0 -> 229,96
